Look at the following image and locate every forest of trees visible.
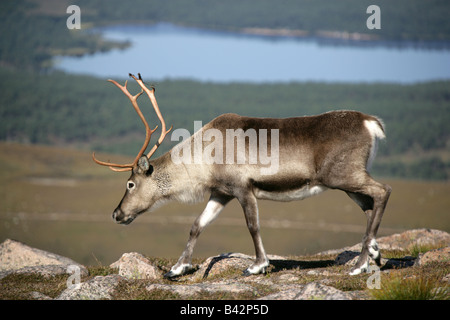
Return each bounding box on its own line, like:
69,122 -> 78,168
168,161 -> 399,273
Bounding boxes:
0,0 -> 129,71
77,0 -> 450,41
0,68 -> 448,180
0,0 -> 449,180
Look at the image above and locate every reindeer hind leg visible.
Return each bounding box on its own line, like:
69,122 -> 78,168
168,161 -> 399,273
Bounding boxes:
344,178 -> 391,275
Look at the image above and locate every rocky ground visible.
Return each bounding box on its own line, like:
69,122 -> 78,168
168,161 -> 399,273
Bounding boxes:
0,228 -> 449,300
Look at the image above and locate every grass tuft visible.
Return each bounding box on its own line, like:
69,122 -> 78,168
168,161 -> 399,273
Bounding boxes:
371,271 -> 449,300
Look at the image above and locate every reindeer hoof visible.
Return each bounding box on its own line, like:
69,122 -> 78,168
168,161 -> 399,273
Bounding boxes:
349,260 -> 369,276
242,265 -> 268,276
164,263 -> 193,279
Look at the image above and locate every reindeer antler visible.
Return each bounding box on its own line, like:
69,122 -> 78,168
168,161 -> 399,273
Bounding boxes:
92,73 -> 172,172
130,73 -> 173,159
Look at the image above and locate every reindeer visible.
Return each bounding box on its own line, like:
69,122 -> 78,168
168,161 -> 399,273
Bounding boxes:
93,73 -> 391,278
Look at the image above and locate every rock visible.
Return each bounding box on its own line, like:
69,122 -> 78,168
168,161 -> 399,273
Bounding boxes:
259,282 -> 353,300
318,229 -> 450,255
5,265 -> 82,278
29,291 -> 52,300
192,252 -> 286,280
0,239 -> 84,271
56,274 -> 124,300
414,246 -> 450,267
0,239 -> 88,279
146,281 -> 255,298
276,272 -> 300,283
376,229 -> 450,250
110,252 -> 162,280
296,282 -> 353,300
193,252 -> 254,280
305,270 -> 338,277
257,286 -> 305,300
2,229 -> 448,300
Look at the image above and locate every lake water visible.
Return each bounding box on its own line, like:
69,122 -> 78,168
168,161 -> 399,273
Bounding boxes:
56,23 -> 450,83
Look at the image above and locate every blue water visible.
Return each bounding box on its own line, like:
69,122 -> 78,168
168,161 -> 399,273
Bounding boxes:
56,23 -> 450,83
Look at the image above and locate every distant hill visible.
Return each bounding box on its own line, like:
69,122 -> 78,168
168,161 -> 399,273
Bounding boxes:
0,68 -> 449,180
77,0 -> 450,42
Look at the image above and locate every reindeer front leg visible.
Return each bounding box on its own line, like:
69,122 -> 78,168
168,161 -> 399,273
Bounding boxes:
164,193 -> 233,278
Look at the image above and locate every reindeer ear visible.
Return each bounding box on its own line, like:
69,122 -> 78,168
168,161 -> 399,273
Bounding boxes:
137,156 -> 151,174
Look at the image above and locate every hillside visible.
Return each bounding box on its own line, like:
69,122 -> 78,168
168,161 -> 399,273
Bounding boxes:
0,229 -> 449,301
1,68 -> 449,180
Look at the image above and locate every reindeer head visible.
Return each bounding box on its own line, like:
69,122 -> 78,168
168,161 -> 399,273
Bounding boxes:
92,73 -> 172,224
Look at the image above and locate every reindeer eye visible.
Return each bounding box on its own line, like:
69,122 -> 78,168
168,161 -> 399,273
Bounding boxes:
127,181 -> 135,190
